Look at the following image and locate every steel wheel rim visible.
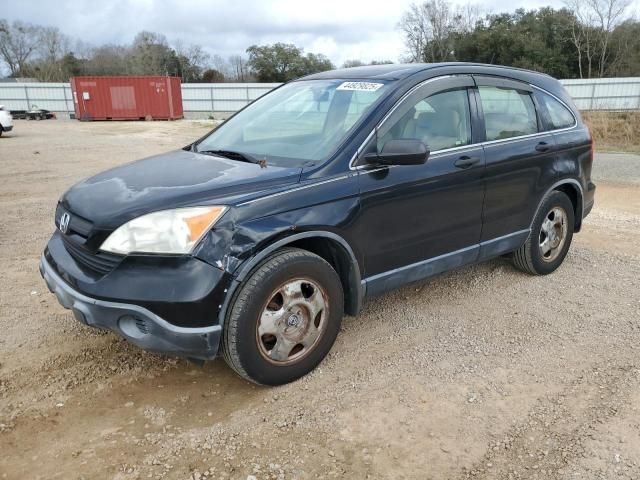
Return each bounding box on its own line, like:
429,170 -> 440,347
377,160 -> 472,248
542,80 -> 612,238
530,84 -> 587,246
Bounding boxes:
539,206 -> 568,263
256,277 -> 329,365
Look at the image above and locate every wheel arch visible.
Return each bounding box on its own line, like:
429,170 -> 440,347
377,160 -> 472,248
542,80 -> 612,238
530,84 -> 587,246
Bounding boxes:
218,231 -> 364,327
554,181 -> 583,231
532,179 -> 584,232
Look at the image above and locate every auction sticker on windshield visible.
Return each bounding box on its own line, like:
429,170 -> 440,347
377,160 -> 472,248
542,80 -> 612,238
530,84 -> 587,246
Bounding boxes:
336,82 -> 385,92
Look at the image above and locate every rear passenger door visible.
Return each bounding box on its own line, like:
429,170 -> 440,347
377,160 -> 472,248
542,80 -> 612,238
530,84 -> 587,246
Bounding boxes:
473,76 -> 557,257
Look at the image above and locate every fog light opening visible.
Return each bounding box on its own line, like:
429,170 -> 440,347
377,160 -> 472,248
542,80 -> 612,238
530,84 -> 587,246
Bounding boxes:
118,315 -> 149,339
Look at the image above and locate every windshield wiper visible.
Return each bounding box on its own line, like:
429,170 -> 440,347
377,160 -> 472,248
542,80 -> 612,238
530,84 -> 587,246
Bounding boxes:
198,149 -> 267,167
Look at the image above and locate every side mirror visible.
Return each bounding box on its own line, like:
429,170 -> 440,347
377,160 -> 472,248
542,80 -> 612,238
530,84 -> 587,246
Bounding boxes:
365,139 -> 430,166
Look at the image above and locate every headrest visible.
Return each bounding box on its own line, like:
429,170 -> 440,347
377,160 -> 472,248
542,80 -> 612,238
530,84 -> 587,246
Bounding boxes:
416,111 -> 436,127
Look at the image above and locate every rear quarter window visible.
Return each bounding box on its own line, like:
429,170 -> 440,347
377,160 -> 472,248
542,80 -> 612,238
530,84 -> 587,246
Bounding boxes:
539,92 -> 576,130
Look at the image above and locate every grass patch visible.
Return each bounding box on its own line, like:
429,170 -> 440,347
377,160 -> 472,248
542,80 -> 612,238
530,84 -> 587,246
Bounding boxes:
582,111 -> 640,154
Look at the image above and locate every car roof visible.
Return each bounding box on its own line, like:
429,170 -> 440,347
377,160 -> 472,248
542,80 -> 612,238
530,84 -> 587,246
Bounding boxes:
302,62 -> 554,82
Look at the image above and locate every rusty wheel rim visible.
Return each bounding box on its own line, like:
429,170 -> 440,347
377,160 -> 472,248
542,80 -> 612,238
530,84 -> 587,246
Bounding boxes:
256,278 -> 329,365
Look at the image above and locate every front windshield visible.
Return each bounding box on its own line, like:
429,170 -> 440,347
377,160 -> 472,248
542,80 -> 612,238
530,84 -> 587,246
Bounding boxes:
196,79 -> 392,166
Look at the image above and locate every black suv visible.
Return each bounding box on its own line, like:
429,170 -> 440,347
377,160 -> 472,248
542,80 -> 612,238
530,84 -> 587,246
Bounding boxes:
40,63 -> 595,385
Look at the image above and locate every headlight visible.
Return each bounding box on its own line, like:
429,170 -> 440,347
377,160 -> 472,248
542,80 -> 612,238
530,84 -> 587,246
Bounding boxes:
100,206 -> 227,255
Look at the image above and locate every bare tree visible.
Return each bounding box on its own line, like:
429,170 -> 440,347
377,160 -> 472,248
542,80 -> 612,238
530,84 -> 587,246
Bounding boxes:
228,54 -> 250,81
33,27 -> 72,81
398,1 -> 481,62
85,44 -> 130,75
0,20 -> 42,76
588,0 -> 633,76
398,3 -> 433,62
211,54 -> 231,79
453,3 -> 483,33
565,0 -> 597,77
565,0 -> 632,77
175,41 -> 210,81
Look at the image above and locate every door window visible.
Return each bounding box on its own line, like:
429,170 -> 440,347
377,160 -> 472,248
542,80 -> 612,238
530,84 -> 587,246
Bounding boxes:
478,86 -> 538,141
377,88 -> 472,153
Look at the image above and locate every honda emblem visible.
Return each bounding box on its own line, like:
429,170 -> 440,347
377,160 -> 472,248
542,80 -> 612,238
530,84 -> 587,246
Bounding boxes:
59,212 -> 71,234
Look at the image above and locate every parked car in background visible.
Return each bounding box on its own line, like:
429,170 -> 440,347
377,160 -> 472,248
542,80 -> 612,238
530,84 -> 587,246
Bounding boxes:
26,105 -> 56,120
40,63 -> 595,385
0,105 -> 13,136
9,105 -> 56,120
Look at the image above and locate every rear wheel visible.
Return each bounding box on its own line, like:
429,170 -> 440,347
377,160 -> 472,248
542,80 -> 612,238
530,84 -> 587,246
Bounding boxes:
222,248 -> 344,385
513,190 -> 575,275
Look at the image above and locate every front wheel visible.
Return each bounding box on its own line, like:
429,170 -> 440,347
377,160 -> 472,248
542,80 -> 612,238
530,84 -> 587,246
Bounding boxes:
222,248 -> 344,385
513,190 -> 575,275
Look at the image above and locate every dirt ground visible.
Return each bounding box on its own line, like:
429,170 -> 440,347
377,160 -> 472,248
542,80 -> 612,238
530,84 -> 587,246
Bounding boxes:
1,120 -> 639,480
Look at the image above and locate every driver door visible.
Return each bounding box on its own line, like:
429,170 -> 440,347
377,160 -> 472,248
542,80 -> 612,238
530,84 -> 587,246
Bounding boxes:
352,75 -> 486,295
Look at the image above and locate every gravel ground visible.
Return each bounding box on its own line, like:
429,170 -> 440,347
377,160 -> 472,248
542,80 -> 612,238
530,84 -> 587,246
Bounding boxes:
0,121 -> 639,480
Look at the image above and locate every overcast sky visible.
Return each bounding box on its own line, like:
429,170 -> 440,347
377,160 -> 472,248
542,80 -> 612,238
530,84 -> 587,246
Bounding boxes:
2,0 -> 637,68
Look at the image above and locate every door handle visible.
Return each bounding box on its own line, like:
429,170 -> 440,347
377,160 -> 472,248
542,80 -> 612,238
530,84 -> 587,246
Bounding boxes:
454,156 -> 481,169
535,141 -> 551,153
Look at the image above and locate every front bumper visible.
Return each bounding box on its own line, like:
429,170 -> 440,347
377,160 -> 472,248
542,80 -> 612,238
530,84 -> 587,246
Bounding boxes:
40,255 -> 222,359
1,125 -> 13,132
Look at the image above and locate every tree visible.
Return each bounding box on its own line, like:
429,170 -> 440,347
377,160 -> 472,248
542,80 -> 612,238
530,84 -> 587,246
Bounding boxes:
564,0 -> 632,77
607,20 -> 640,75
29,26 -> 72,81
565,0 -> 602,77
246,43 -> 304,82
0,20 -> 41,76
301,52 -> 333,74
398,1 -> 482,62
201,68 -> 225,82
587,0 -> 633,76
84,45 -> 129,76
342,59 -> 366,68
128,31 -> 179,76
452,8 -> 581,78
59,52 -> 83,78
342,59 -> 394,68
246,43 -> 333,82
175,42 -> 210,82
228,55 -> 251,81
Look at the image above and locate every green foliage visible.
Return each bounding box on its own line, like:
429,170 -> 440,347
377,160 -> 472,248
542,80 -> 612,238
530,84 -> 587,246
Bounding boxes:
246,43 -> 334,82
342,60 -> 393,68
451,8 -> 581,78
406,3 -> 640,78
127,31 -> 180,76
608,20 -> 640,76
201,68 -> 225,82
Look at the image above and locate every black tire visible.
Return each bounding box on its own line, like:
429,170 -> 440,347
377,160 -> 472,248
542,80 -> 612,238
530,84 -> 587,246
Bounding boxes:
221,248 -> 344,385
513,190 -> 575,275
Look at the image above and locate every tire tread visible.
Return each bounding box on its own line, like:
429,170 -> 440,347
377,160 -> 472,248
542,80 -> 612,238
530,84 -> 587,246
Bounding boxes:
512,190 -> 574,275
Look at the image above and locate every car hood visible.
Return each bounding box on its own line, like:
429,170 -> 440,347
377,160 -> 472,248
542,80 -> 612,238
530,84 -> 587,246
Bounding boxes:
61,149 -> 302,228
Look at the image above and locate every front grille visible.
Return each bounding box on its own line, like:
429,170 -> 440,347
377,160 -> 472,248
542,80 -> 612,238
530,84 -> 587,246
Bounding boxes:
62,235 -> 122,276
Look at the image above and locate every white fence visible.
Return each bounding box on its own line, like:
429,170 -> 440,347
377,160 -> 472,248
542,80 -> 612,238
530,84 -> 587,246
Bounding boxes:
0,82 -> 74,113
560,77 -> 640,111
181,83 -> 280,113
0,77 -> 638,116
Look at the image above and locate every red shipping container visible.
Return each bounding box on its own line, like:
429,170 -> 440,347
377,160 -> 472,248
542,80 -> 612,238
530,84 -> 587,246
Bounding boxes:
70,76 -> 183,121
